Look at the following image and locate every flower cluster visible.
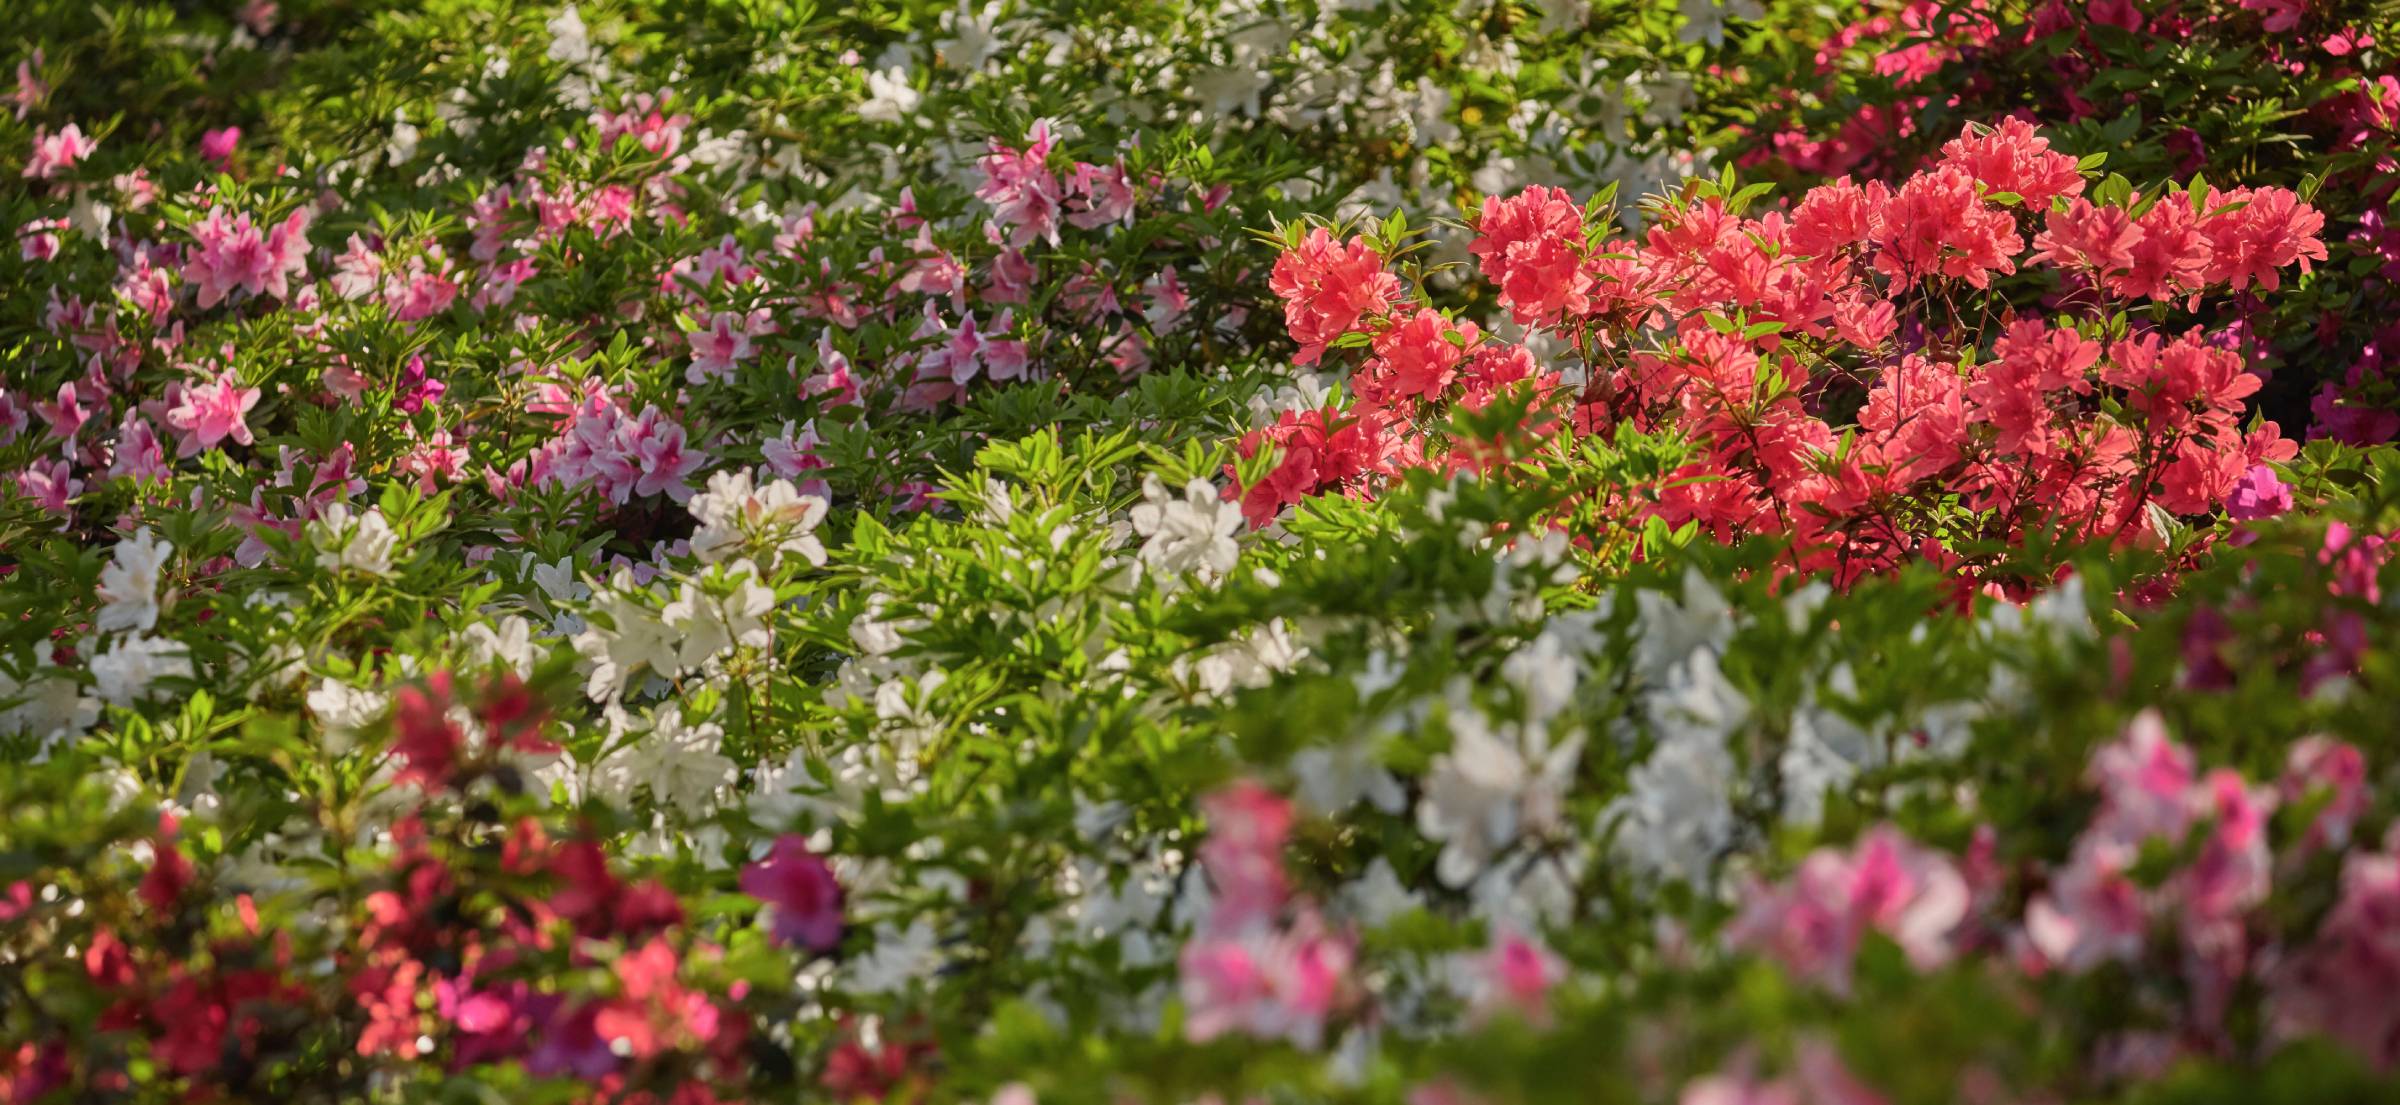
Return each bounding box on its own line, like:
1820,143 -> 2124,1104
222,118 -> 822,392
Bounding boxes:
1241,121 -> 2324,590
1716,0 -> 2400,443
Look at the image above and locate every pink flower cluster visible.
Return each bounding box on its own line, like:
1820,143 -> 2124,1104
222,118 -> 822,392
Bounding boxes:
1727,711 -> 2394,1071
973,120 -> 1137,251
183,205 -> 314,309
1177,781 -> 1354,1049
1726,826 -> 1971,994
512,394 -> 709,505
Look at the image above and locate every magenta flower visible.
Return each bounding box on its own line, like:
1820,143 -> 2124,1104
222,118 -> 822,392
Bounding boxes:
740,834 -> 844,951
199,126 -> 241,168
2226,464 -> 2294,520
395,355 -> 446,414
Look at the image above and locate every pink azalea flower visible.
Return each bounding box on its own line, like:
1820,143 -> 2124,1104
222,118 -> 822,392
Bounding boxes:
29,381 -> 88,454
106,411 -> 170,482
400,431 -> 468,491
761,419 -> 828,488
1467,927 -> 1566,1023
975,120 -> 1062,248
163,369 -> 262,457
1679,1071 -> 1801,1105
1178,913 -> 1352,1049
183,206 -> 313,308
1726,825 -> 1970,993
11,49 -> 47,120
199,126 -> 241,168
23,123 -> 97,180
2269,833 -> 2400,1068
113,168 -> 157,210
1062,160 -> 1136,230
2279,737 -> 2369,851
1199,780 -> 1295,932
12,458 -> 81,516
685,310 -> 760,384
17,217 -> 65,261
384,253 -> 460,320
395,355 -> 445,414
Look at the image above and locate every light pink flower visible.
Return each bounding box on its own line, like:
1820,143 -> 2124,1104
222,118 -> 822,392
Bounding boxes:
1678,1070 -> 1801,1105
11,49 -> 46,120
106,411 -> 170,482
1726,825 -> 1970,993
2269,830 -> 2400,1069
163,369 -> 262,457
2279,737 -> 2369,851
13,458 -> 81,516
685,310 -> 761,384
1062,160 -> 1136,230
1199,780 -> 1294,933
2088,710 -> 2196,844
975,121 -> 1062,248
2024,840 -> 2150,972
1178,912 -> 1352,1049
183,206 -> 313,308
1461,927 -> 1565,1024
23,123 -> 97,180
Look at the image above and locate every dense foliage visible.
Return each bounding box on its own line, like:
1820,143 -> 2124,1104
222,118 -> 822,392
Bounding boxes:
3,3 -> 2397,1104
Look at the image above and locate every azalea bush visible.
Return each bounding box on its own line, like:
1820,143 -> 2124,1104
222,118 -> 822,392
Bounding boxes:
3,4 -> 2400,1105
1703,0 -> 2400,438
1242,117 -> 2325,590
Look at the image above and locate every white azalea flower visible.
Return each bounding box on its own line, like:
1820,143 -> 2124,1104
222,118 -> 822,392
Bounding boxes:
96,527 -> 173,633
573,568 -> 682,699
687,468 -> 830,568
660,561 -> 776,670
1417,707 -> 1585,888
1129,475 -> 1241,581
858,66 -> 922,125
307,677 -> 387,755
308,504 -> 401,578
0,649 -> 100,751
1336,857 -> 1423,928
622,707 -> 735,815
462,615 -> 538,677
89,633 -> 194,707
936,1 -> 1007,71
1291,735 -> 1404,815
849,918 -> 941,995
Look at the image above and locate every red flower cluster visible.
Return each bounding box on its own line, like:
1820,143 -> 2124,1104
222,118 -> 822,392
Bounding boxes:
1268,228 -> 1403,366
0,680 -> 801,1104
1243,122 -> 2328,589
